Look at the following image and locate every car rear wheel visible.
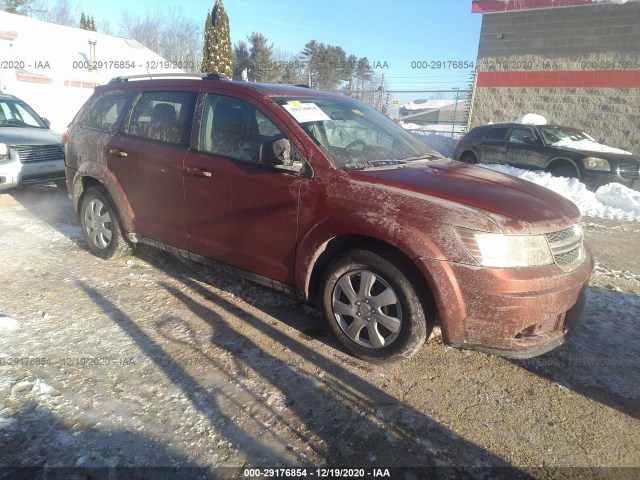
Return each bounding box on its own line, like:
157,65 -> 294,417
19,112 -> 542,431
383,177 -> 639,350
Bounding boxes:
320,249 -> 431,363
79,186 -> 131,259
460,151 -> 478,164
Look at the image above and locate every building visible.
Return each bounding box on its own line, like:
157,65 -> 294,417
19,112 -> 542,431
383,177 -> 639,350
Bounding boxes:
0,11 -> 182,132
470,0 -> 640,153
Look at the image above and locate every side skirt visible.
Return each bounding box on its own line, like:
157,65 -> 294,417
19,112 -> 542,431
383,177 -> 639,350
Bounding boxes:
126,233 -> 302,298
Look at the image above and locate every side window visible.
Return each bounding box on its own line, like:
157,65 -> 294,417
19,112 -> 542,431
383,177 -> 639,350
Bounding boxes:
82,93 -> 133,132
508,127 -> 535,144
199,94 -> 284,163
127,91 -> 197,146
485,128 -> 509,141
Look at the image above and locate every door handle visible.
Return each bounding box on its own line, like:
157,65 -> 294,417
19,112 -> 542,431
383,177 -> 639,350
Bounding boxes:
185,167 -> 212,178
109,149 -> 128,157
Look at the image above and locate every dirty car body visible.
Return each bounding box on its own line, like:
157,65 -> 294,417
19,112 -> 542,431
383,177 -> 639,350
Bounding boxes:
64,75 -> 593,362
0,94 -> 65,191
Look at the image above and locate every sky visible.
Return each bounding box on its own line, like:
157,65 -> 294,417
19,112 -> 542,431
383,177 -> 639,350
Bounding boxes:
61,0 -> 483,90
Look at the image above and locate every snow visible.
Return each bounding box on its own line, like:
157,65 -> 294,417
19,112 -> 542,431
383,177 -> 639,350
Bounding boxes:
401,99 -> 458,111
552,138 -> 632,155
480,164 -> 640,222
0,316 -> 19,330
514,113 -> 547,125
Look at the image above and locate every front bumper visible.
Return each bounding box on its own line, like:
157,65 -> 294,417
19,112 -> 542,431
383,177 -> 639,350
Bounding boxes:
418,245 -> 594,358
0,158 -> 65,191
583,170 -> 640,191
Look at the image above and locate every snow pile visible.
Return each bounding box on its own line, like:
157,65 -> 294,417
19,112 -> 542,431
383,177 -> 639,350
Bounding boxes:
481,164 -> 640,221
552,138 -> 632,155
410,132 -> 457,158
0,316 -> 19,330
514,113 -> 547,125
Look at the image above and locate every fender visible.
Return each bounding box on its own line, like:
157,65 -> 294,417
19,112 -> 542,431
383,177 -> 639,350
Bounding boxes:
72,161 -> 135,233
295,210 -> 449,296
545,157 -> 582,178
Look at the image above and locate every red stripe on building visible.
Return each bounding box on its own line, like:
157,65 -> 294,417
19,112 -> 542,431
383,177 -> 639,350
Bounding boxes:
64,80 -> 99,88
472,0 -> 607,13
0,31 -> 18,40
477,70 -> 640,88
15,73 -> 52,84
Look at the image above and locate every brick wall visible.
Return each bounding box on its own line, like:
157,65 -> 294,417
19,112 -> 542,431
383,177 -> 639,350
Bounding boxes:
471,2 -> 640,153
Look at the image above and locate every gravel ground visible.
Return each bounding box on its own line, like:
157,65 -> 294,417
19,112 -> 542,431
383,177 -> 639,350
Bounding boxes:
0,186 -> 638,479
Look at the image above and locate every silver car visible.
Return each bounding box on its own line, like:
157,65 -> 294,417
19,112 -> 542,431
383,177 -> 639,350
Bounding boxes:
0,94 -> 65,191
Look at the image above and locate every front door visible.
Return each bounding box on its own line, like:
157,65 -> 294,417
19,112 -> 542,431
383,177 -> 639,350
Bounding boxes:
184,93 -> 303,284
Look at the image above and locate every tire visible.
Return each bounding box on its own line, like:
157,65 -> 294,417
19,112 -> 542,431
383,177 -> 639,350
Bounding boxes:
79,186 -> 131,259
548,164 -> 578,179
320,249 -> 432,363
460,151 -> 478,164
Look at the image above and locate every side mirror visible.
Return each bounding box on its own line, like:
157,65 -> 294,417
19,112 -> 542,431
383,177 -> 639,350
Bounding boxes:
259,138 -> 304,173
42,118 -> 51,128
523,136 -> 538,145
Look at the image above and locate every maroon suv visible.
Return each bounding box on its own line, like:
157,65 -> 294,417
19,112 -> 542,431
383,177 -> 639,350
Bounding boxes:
63,74 -> 593,362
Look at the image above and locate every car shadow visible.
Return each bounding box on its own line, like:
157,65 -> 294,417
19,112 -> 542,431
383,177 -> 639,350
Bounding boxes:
0,401 -> 210,479
509,286 -> 640,419
75,274 -> 532,477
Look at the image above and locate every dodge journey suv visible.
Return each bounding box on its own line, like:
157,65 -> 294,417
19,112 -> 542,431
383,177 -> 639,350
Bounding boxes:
64,74 -> 593,362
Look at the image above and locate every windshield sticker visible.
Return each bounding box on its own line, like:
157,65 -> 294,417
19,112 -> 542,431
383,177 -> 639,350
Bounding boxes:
282,103 -> 331,123
352,109 -> 364,116
286,100 -> 302,107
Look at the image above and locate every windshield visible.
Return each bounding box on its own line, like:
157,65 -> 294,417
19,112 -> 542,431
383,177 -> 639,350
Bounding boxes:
273,96 -> 440,170
0,99 -> 47,128
539,126 -> 592,145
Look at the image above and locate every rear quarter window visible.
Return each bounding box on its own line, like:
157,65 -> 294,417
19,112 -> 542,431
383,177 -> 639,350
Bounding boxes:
485,127 -> 509,141
81,93 -> 134,132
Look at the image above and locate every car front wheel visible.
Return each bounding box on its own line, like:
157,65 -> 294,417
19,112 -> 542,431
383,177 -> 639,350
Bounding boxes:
320,249 -> 431,363
79,186 -> 131,259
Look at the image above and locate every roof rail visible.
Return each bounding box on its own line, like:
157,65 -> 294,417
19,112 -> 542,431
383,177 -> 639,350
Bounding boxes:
108,72 -> 231,84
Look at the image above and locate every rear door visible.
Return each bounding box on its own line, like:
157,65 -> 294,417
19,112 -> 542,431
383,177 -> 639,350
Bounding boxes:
505,126 -> 547,168
106,90 -> 197,250
479,127 -> 509,163
183,92 -> 305,284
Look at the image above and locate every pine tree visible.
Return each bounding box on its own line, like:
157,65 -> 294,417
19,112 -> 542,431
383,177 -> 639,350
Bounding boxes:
89,16 -> 96,31
3,0 -> 34,14
200,0 -> 233,78
80,12 -> 87,30
232,40 -> 251,80
247,32 -> 280,82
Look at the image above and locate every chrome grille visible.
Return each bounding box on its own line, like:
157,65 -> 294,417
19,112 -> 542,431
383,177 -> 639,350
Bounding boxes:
618,162 -> 640,180
545,225 -> 584,273
12,144 -> 64,163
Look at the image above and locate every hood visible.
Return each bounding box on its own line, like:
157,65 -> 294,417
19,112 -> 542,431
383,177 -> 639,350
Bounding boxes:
349,160 -> 581,228
0,127 -> 62,146
556,146 -> 640,164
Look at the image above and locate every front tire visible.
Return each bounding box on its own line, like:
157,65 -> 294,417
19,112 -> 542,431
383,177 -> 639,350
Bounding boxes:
460,151 -> 478,164
79,186 -> 131,259
320,249 -> 431,363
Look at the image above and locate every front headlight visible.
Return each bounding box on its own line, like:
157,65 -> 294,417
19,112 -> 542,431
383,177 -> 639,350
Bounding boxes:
0,143 -> 9,161
456,228 -> 554,268
583,157 -> 610,171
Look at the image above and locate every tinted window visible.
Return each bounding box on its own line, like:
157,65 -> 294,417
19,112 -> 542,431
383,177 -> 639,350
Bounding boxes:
485,128 -> 509,141
199,94 -> 284,163
128,92 -> 197,146
0,99 -> 46,128
82,93 -> 133,132
508,127 -> 535,144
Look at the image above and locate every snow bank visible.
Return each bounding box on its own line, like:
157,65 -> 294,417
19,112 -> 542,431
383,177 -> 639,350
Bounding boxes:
514,113 -> 547,125
0,316 -> 19,330
552,138 -> 631,155
480,164 -> 640,222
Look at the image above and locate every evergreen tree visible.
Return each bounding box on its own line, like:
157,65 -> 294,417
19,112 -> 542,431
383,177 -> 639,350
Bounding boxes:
88,16 -> 96,31
200,0 -> 233,78
232,40 -> 251,80
79,12 -> 87,29
247,32 -> 280,82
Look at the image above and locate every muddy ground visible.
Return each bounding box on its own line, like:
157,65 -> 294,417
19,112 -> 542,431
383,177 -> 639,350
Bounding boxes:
0,186 -> 638,479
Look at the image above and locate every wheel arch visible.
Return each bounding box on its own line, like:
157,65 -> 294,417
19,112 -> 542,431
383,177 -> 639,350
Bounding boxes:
544,157 -> 581,179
